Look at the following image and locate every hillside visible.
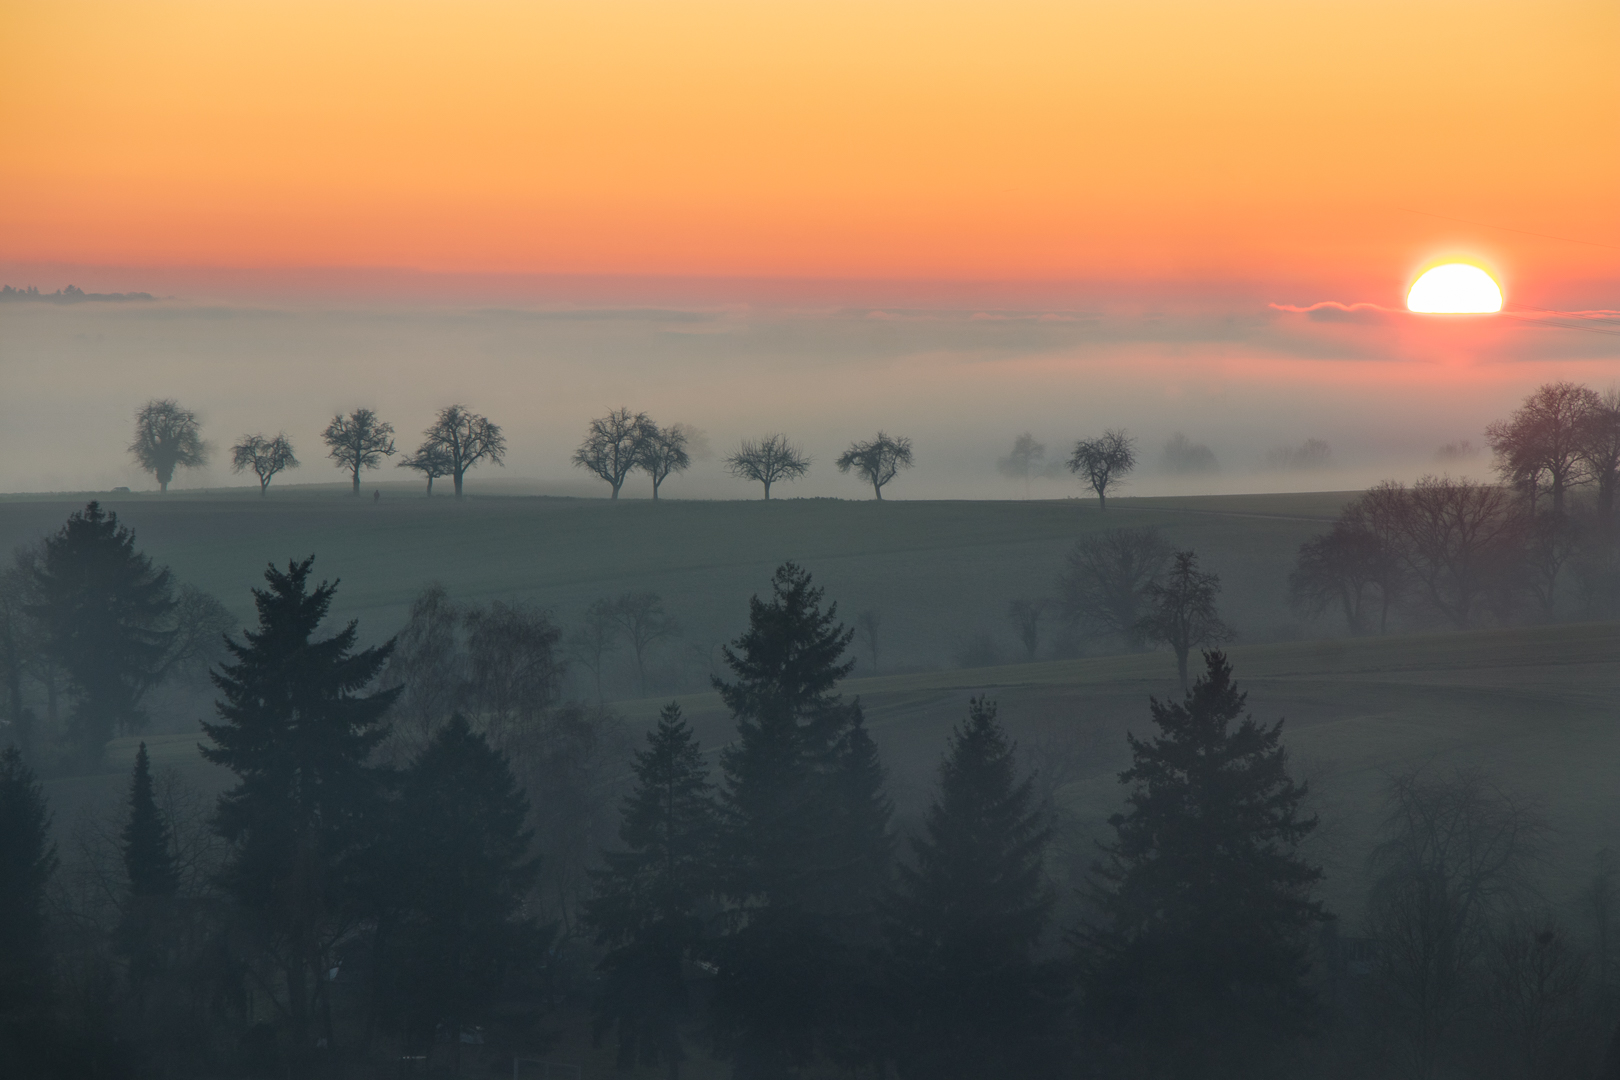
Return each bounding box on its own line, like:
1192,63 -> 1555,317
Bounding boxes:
0,487 -> 1351,695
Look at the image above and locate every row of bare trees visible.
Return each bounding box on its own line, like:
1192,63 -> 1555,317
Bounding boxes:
1000,429 -> 1139,509
128,400 -> 506,497
570,409 -> 918,501
1291,382 -> 1620,632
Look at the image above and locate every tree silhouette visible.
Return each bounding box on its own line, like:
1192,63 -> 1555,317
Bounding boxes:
118,742 -> 178,1012
396,441 -> 454,495
998,433 -> 1050,498
1486,380 -> 1601,516
1289,518 -> 1403,634
836,432 -> 914,500
575,408 -> 656,500
637,423 -> 693,500
394,715 -> 542,1076
1057,526 -> 1170,646
322,409 -> 396,495
0,746 -> 57,1043
1135,550 -> 1233,691
725,435 -> 810,500
130,399 -> 207,492
1006,597 -> 1047,661
711,563 -> 890,1078
230,433 -> 299,494
202,557 -> 399,1077
610,592 -> 679,695
885,697 -> 1061,1080
416,405 -> 506,498
1067,429 -> 1136,511
1082,652 -> 1328,1079
569,598 -> 621,703
28,502 -> 177,763
587,704 -> 720,1080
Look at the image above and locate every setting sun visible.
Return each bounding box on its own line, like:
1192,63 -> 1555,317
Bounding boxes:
1406,263 -> 1504,314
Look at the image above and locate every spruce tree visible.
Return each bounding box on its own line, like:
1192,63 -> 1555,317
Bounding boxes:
119,742 -> 179,1007
884,697 -> 1062,1080
0,747 -> 57,1058
202,557 -> 399,1076
394,714 -> 540,1076
586,703 -> 720,1080
711,562 -> 893,1080
28,502 -> 177,763
1082,651 -> 1328,1079
123,742 -> 178,898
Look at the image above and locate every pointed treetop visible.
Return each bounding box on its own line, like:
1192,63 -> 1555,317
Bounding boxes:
715,562 -> 855,722
123,741 -> 178,898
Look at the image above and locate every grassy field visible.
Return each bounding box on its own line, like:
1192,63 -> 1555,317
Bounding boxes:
13,488 -> 1616,1076
0,485 -> 1351,693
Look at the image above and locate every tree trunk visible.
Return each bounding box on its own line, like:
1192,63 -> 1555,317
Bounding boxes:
611,480 -> 621,500
1097,489 -> 1107,512
763,480 -> 772,500
453,470 -> 465,498
1175,646 -> 1190,691
873,481 -> 882,500
652,477 -> 662,500
352,467 -> 361,496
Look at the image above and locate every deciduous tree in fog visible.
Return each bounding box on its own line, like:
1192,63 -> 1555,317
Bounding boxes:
1487,381 -> 1601,517
230,432 -> 299,495
1161,432 -> 1219,474
1365,766 -> 1548,1080
1288,518 -> 1404,635
610,591 -> 679,695
1067,429 -> 1136,511
725,434 -> 810,500
1057,526 -> 1170,647
1135,550 -> 1233,690
587,704 -> 720,1080
836,432 -> 914,500
462,600 -> 564,737
130,398 -> 208,493
417,404 -> 506,498
570,598 -> 621,703
638,422 -> 693,500
855,609 -> 882,674
394,715 -> 543,1077
1581,390 -> 1620,522
381,583 -> 465,750
202,557 -> 399,1079
1081,652 -> 1327,1079
885,697 -> 1062,1080
28,503 -> 177,764
998,433 -> 1053,498
1006,597 -> 1047,661
1399,476 -> 1523,629
396,441 -> 454,495
322,408 -> 396,495
575,408 -> 656,500
711,563 -> 893,1079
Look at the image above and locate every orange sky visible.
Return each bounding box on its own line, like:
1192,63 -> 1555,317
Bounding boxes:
2,1 -> 1617,294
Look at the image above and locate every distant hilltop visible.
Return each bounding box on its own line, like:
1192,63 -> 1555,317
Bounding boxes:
1,284 -> 155,303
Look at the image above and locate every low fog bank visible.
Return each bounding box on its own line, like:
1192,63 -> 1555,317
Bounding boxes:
1,292 -> 1613,498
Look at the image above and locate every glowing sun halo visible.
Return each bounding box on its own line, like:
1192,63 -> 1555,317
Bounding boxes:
1407,264 -> 1503,313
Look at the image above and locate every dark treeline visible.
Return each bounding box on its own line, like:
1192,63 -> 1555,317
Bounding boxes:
5,498 -> 1620,1079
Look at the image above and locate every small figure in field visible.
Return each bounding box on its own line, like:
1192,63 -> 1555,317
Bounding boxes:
373,489 -> 380,503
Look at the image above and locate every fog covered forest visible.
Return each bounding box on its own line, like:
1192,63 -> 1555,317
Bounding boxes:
2,380 -> 1620,1080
